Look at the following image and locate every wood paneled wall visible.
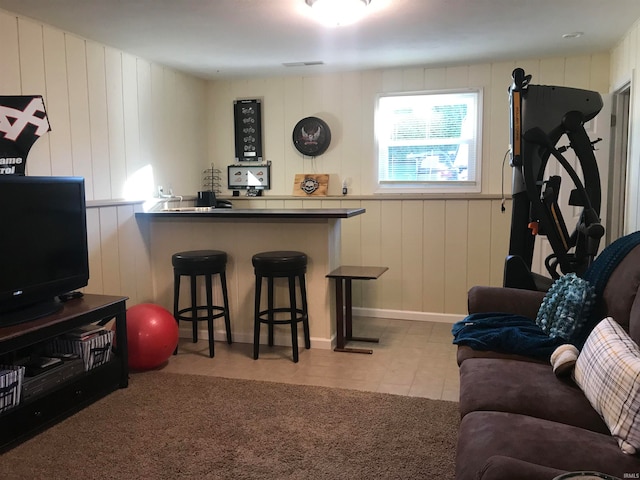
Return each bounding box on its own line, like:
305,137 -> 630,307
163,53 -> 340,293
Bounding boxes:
85,202 -> 152,308
1,8 -> 619,317
0,9 -> 208,200
230,197 -> 511,316
0,8 -> 206,308
207,56 -> 611,315
209,57 -> 610,197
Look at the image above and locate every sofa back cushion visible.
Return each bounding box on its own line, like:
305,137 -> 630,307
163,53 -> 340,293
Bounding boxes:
598,244 -> 640,344
573,317 -> 640,454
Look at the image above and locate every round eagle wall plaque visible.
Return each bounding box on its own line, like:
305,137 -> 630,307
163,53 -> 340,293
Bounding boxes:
292,116 -> 331,157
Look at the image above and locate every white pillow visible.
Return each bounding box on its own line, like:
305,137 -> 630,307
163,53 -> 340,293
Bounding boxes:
573,317 -> 640,454
550,344 -> 579,377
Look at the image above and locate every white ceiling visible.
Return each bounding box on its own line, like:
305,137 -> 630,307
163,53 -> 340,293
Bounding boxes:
0,0 -> 639,80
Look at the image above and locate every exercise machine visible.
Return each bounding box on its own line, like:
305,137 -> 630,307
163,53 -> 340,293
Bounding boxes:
505,68 -> 605,291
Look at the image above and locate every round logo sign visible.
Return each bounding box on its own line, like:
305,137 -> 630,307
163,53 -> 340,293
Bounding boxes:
292,116 -> 331,157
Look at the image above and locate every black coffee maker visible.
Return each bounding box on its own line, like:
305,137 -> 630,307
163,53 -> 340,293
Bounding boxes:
196,191 -> 216,207
196,191 -> 232,208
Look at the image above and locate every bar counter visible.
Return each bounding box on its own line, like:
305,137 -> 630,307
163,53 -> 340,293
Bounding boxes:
135,207 -> 366,351
140,207 -> 365,219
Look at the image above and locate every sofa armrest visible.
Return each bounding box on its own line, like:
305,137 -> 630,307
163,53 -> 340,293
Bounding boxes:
468,286 -> 546,320
477,455 -> 566,480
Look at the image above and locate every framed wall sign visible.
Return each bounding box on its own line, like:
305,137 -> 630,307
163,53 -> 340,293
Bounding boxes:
234,99 -> 263,162
227,164 -> 271,190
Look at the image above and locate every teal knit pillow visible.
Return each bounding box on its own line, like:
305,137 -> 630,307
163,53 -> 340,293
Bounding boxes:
536,273 -> 595,341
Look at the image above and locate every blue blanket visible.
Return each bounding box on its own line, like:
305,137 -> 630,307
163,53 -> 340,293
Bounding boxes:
452,312 -> 566,360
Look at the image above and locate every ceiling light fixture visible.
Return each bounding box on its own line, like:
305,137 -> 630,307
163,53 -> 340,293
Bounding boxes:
305,0 -> 372,27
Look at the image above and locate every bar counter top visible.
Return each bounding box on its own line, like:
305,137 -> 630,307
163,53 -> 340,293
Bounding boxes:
136,207 -> 366,219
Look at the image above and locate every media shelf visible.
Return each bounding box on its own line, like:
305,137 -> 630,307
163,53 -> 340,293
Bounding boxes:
0,294 -> 128,452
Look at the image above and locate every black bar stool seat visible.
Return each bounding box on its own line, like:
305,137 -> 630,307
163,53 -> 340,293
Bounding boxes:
172,250 -> 232,358
252,251 -> 310,363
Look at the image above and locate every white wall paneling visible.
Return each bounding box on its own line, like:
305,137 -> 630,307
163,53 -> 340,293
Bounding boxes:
2,5 -> 629,321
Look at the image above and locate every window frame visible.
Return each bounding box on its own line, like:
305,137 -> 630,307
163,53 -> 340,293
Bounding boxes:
374,87 -> 483,194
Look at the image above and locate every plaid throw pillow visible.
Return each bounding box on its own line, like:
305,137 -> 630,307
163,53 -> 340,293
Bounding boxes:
573,317 -> 640,454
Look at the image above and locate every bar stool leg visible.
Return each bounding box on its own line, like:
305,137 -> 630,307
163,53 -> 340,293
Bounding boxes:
299,273 -> 311,349
173,273 -> 181,355
220,271 -> 232,344
267,277 -> 275,347
288,275 -> 299,363
345,278 -> 353,340
253,274 -> 262,360
205,274 -> 215,358
190,275 -> 198,343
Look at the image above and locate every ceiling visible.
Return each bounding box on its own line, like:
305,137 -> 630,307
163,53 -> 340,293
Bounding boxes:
1,0 -> 639,80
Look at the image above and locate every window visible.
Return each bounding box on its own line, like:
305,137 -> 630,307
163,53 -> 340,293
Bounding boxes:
375,88 -> 482,193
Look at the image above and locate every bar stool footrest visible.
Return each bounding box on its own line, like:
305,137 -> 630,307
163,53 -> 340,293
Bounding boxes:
256,308 -> 307,325
176,305 -> 227,322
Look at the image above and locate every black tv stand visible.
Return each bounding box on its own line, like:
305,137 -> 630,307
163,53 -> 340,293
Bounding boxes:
0,294 -> 128,452
0,298 -> 64,327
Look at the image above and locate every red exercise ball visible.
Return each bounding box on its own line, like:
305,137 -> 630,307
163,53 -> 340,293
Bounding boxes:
120,303 -> 179,371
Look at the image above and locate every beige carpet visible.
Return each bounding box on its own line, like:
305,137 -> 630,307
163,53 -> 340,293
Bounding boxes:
0,371 -> 459,479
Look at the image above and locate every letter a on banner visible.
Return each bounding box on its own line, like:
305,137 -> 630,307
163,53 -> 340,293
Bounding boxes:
0,96 -> 51,175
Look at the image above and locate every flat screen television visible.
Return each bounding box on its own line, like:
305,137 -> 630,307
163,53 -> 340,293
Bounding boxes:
0,176 -> 89,325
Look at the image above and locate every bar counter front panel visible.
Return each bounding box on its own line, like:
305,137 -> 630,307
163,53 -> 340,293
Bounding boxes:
136,208 -> 365,349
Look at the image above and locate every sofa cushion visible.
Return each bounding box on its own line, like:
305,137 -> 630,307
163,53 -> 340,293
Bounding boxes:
458,358 -> 609,434
456,344 -> 547,366
467,285 -> 546,319
574,317 -> 640,454
455,411 -> 640,480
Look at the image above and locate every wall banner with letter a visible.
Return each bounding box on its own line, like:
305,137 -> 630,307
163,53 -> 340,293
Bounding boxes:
0,95 -> 51,175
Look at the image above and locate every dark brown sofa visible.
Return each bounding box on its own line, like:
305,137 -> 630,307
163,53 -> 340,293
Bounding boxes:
455,242 -> 640,480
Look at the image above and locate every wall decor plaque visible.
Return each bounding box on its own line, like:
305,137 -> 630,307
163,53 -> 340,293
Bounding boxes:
292,116 -> 331,157
292,173 -> 329,196
234,99 -> 263,162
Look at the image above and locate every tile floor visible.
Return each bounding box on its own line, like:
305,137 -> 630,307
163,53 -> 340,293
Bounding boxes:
160,317 -> 460,402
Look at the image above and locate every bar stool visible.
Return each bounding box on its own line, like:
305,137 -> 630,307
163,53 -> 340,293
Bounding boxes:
252,251 -> 311,363
172,250 -> 232,357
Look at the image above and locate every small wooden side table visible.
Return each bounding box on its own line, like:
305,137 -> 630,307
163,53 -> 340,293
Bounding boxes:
326,265 -> 388,354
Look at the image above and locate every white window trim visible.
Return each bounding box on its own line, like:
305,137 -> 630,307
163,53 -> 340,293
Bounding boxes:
374,87 -> 483,194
